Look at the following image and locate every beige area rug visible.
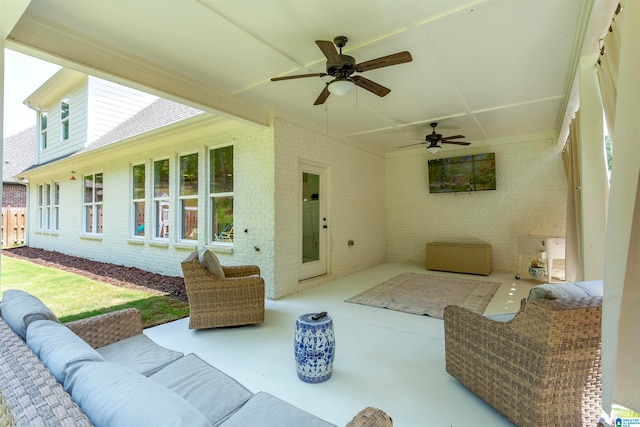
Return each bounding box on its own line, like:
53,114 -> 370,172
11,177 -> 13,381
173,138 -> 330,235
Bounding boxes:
345,272 -> 501,319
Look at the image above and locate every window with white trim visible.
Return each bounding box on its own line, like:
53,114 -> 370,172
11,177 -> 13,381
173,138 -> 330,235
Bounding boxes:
37,182 -> 59,231
179,153 -> 198,241
153,159 -> 170,239
209,145 -> 233,243
132,163 -> 146,237
83,173 -> 103,234
52,182 -> 60,231
60,97 -> 70,141
40,112 -> 48,149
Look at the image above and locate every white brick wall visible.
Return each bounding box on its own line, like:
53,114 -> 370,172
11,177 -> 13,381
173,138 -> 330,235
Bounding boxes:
27,115 -> 561,299
385,138 -> 567,273
273,117 -> 386,298
27,120 -> 277,287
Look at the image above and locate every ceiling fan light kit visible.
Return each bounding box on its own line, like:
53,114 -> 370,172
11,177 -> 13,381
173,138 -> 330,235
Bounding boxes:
328,78 -> 355,96
271,35 -> 412,105
427,145 -> 441,154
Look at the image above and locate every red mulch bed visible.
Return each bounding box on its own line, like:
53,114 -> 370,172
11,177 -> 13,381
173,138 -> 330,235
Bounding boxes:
3,246 -> 187,302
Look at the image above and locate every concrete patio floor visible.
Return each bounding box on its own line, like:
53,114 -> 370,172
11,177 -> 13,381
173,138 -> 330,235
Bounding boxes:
145,263 -> 535,427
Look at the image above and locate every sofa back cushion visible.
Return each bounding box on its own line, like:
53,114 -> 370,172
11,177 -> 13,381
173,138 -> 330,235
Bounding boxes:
96,333 -> 184,376
26,319 -> 104,384
65,361 -> 211,427
0,289 -> 59,340
150,353 -> 252,426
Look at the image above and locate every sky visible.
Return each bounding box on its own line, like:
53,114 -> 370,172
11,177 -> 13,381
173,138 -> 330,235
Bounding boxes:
3,49 -> 61,138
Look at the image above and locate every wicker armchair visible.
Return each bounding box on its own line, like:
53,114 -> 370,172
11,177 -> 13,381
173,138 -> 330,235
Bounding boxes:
443,296 -> 602,427
181,251 -> 265,329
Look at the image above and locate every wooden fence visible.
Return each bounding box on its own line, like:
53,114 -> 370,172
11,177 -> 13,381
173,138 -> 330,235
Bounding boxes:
1,207 -> 26,248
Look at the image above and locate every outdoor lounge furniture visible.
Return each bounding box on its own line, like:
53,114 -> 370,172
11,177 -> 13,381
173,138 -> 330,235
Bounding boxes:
181,250 -> 265,329
443,296 -> 602,427
0,289 -> 391,426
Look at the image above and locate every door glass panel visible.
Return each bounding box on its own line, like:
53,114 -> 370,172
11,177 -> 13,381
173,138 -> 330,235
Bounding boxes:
302,172 -> 320,264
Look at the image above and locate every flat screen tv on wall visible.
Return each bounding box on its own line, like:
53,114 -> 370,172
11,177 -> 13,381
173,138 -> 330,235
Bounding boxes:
427,152 -> 496,194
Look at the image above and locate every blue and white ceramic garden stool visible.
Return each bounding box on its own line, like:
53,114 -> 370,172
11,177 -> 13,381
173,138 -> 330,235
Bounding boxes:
294,312 -> 335,383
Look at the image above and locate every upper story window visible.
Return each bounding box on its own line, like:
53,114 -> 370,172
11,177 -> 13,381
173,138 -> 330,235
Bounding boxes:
209,145 -> 233,243
40,112 -> 48,150
83,173 -> 103,234
179,153 -> 198,241
153,159 -> 170,239
132,163 -> 146,238
60,97 -> 70,141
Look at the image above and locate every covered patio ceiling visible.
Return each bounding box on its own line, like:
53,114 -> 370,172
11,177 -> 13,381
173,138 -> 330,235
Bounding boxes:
2,0 -> 616,155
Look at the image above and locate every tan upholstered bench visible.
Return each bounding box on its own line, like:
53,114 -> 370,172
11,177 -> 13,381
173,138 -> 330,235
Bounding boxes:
425,242 -> 492,276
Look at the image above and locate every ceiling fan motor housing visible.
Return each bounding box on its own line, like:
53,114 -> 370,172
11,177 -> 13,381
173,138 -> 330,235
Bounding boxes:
326,55 -> 356,76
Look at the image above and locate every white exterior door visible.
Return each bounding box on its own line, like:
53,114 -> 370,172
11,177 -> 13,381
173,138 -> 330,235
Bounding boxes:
299,163 -> 328,280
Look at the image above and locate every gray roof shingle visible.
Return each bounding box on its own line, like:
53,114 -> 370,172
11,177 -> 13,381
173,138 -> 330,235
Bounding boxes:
3,126 -> 36,182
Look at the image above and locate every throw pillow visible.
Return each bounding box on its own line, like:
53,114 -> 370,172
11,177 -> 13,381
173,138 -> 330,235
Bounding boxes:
197,247 -> 225,278
65,361 -> 211,427
0,289 -> 59,340
26,319 -> 104,384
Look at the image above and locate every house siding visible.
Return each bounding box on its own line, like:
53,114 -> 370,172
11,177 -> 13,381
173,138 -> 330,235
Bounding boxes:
38,81 -> 88,164
385,138 -> 567,273
86,78 -> 158,143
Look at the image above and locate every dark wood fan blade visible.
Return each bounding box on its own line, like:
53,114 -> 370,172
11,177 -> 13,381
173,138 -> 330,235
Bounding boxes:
398,142 -> 426,148
442,140 -> 471,146
314,85 -> 330,105
351,76 -> 391,97
355,51 -> 412,72
271,73 -> 327,81
442,135 -> 465,141
315,40 -> 343,65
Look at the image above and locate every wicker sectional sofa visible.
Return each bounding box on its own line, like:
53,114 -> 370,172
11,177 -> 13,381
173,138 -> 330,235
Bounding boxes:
0,290 -> 390,427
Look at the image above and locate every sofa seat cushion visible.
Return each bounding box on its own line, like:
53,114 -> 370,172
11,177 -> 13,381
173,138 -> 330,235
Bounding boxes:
26,319 -> 104,384
96,333 -> 183,376
219,392 -> 336,427
0,289 -> 59,340
527,280 -> 604,301
65,361 -> 211,427
150,353 -> 252,426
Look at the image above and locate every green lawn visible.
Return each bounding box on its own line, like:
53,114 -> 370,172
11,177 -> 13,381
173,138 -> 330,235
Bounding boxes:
1,255 -> 189,328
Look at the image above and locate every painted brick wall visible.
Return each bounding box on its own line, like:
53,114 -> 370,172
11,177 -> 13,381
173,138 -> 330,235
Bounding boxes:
27,121 -> 276,286
385,138 -> 567,273
273,117 -> 386,298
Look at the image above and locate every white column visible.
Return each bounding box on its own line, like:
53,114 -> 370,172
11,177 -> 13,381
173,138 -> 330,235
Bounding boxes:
578,55 -> 608,280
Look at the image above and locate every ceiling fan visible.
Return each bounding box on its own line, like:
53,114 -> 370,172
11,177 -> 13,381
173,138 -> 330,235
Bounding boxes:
399,122 -> 471,153
270,36 -> 412,105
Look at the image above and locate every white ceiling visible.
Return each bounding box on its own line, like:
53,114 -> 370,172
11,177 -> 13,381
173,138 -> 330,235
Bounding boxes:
4,0 -> 614,155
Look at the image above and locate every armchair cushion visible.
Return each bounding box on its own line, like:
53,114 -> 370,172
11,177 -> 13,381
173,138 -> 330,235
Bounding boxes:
0,289 -> 59,340
198,247 -> 225,278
